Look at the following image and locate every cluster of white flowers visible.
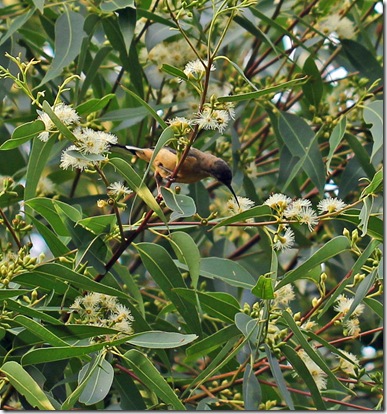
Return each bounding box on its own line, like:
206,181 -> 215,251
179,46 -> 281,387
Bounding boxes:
273,284 -> 295,307
334,294 -> 364,337
297,349 -> 328,391
227,196 -> 254,215
35,102 -> 118,171
183,59 -> 215,79
70,292 -> 134,339
37,103 -> 80,142
193,102 -> 235,134
318,13 -> 356,39
107,181 -> 132,198
264,193 -> 347,251
147,38 -> 199,69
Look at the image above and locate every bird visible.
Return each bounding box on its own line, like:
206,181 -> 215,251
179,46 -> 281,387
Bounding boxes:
111,144 -> 239,205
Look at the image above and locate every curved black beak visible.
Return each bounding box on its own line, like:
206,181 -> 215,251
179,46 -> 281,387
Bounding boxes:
226,183 -> 240,207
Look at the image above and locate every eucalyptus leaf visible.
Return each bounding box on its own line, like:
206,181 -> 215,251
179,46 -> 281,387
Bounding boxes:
0,120 -> 45,150
0,362 -> 56,410
39,11 -> 86,85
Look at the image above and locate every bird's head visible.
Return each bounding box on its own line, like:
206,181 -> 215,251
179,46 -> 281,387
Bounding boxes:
209,159 -> 239,206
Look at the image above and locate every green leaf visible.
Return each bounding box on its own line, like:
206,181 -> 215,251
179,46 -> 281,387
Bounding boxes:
100,0 -> 135,12
25,197 -> 81,237
78,358 -> 114,405
135,243 -> 201,334
302,55 -> 323,107
0,7 -> 35,46
252,274 -> 274,299
363,100 -> 383,161
14,263 -> 128,299
343,269 -> 377,323
243,363 -> 261,410
28,214 -> 70,257
117,6 -> 136,53
363,297 -> 383,319
6,299 -> 69,325
0,361 -> 55,410
326,117 -> 346,171
198,257 -> 256,289
169,231 -> 200,289
62,352 -> 106,409
361,168 -> 383,197
22,335 -> 131,365
24,136 -> 55,205
317,239 -> 381,320
114,373 -> 146,410
235,313 -> 259,345
77,214 -> 117,235
14,315 -> 69,347
78,46 -> 113,102
280,345 -> 326,410
338,209 -> 383,241
127,331 -> 197,348
341,39 -> 383,86
218,76 -> 308,103
0,289 -> 30,300
161,187 -> 196,221
186,325 -> 240,359
123,349 -> 186,410
358,196 -> 372,237
278,112 -> 325,194
120,84 -> 166,127
0,120 -> 45,150
276,236 -> 351,289
174,289 -> 240,323
346,133 -> 376,179
281,311 -> 351,394
109,157 -> 167,223
212,205 -> 271,230
161,63 -> 188,81
76,94 -> 115,116
39,10 -> 86,85
264,344 -> 294,410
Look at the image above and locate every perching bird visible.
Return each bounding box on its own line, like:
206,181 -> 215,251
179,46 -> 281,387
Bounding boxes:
111,144 -> 239,205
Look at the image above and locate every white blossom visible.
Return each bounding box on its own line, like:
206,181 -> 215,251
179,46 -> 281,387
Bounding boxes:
37,103 -> 80,141
107,181 -> 132,197
60,145 -> 90,171
183,59 -> 215,78
298,206 -> 319,232
317,197 -> 347,214
334,294 -> 365,317
273,226 -> 295,251
264,193 -> 292,211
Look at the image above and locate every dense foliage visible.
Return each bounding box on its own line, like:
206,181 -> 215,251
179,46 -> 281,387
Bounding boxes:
0,0 -> 383,410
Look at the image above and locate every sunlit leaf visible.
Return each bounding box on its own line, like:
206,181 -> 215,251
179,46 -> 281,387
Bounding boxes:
127,331 -> 197,348
0,362 -> 56,410
0,120 -> 45,150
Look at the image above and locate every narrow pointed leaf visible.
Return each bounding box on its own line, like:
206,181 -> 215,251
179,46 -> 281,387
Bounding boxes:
39,10 -> 86,85
0,362 -> 56,410
123,349 -> 186,410
276,236 -> 350,289
135,243 -> 201,334
0,120 -> 45,150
